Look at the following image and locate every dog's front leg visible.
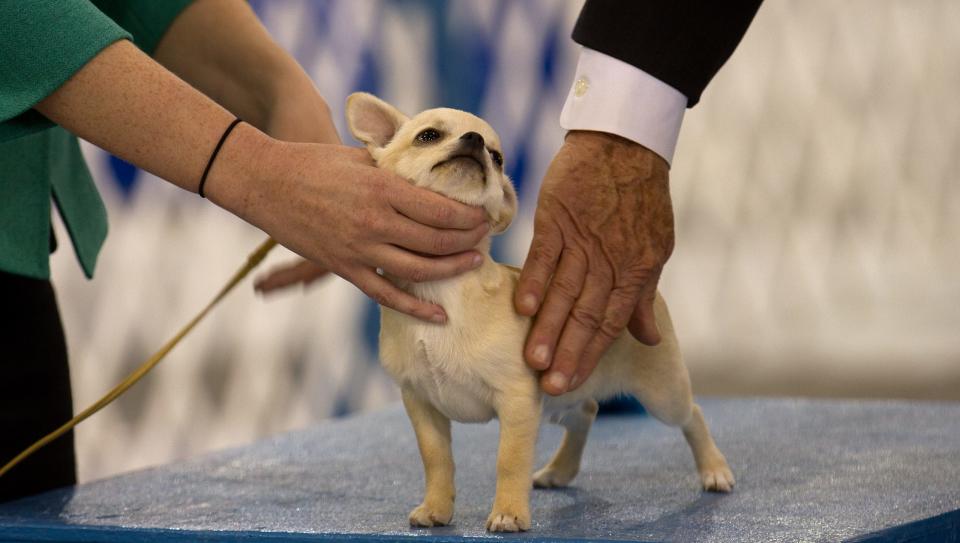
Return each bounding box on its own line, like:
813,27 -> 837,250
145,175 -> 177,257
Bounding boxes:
401,387 -> 455,527
486,390 -> 541,532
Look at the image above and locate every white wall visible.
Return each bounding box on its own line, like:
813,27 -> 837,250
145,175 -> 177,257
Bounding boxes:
49,0 -> 960,483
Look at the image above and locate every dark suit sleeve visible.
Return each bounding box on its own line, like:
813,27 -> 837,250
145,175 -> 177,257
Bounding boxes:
572,0 -> 763,107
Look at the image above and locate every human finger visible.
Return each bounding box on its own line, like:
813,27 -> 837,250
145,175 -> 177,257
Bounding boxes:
388,182 -> 487,230
627,274 -> 663,346
540,269 -> 612,395
570,288 -> 640,389
374,245 -> 483,283
515,219 -> 563,316
523,249 -> 587,371
254,259 -> 330,294
386,215 -> 489,256
352,268 -> 447,323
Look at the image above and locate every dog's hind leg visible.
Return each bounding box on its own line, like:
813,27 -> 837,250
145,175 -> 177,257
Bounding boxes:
633,382 -> 735,492
623,329 -> 735,493
402,387 -> 456,527
533,399 -> 599,488
681,403 -> 735,492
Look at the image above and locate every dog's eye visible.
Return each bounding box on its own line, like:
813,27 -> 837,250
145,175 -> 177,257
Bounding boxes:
415,128 -> 441,144
489,150 -> 503,168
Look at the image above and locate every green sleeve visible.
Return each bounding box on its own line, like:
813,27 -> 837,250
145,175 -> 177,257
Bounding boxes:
0,0 -> 193,144
0,0 -> 131,142
91,0 -> 194,56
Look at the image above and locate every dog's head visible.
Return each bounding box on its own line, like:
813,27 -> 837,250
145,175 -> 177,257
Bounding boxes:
346,92 -> 517,234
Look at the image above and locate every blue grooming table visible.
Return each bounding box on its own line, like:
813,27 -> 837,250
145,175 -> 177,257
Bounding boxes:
1,398 -> 959,542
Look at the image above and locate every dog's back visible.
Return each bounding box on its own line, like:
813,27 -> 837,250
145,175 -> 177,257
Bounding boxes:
382,258 -> 689,423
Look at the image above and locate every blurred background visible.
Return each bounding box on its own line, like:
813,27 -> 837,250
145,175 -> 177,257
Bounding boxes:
49,0 -> 959,483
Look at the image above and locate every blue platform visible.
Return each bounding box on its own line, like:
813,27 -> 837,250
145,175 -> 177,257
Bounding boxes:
1,398 -> 959,542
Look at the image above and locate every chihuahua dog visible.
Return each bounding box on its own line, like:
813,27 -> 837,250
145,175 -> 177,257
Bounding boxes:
345,92 -> 734,533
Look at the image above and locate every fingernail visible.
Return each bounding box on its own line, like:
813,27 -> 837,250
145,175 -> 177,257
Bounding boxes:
472,254 -> 483,267
531,344 -> 550,368
546,372 -> 569,392
520,294 -> 538,312
431,312 -> 447,324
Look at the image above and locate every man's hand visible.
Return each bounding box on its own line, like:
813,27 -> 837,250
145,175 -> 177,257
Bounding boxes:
515,130 -> 674,395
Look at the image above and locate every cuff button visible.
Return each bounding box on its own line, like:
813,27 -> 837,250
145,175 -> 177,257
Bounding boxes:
574,76 -> 590,97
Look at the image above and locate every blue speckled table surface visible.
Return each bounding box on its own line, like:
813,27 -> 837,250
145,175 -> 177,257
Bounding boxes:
1,398 -> 959,542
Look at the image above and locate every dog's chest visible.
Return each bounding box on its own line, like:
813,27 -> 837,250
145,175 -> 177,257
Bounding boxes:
379,268 -> 517,424
406,335 -> 496,423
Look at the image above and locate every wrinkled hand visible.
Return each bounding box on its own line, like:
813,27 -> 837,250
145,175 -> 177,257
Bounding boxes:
515,131 -> 674,395
213,135 -> 489,323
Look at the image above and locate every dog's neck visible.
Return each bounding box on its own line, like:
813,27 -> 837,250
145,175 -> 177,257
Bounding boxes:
392,235 -> 501,314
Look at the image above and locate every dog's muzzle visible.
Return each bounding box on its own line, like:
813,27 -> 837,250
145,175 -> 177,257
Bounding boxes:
433,132 -> 488,176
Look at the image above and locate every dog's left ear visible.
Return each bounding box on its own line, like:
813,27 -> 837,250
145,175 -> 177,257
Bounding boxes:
490,176 -> 518,235
345,92 -> 409,151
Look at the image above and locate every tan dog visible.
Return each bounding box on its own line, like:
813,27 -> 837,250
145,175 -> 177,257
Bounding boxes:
346,92 -> 735,533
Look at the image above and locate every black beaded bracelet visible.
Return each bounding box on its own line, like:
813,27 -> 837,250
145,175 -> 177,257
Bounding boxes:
198,118 -> 243,199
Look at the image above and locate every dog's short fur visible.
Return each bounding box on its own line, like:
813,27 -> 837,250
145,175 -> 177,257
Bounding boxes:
346,93 -> 735,533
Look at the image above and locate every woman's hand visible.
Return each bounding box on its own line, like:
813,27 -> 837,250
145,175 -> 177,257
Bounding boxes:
207,129 -> 489,323
245,88 -> 491,319
155,0 -> 491,319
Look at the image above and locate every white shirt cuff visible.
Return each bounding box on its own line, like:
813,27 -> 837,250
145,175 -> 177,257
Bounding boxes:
560,47 -> 687,165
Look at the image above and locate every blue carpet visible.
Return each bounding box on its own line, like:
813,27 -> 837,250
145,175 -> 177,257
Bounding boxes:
1,398 -> 959,542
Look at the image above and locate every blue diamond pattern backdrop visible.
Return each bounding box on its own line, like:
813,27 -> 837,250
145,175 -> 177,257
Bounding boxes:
47,0 -> 960,482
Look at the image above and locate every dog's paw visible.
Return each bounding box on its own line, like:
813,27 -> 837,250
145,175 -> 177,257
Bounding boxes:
533,465 -> 577,488
701,465 -> 736,493
485,508 -> 531,532
409,501 -> 453,527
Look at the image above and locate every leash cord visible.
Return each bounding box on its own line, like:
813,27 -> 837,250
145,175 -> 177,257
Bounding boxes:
0,237 -> 278,479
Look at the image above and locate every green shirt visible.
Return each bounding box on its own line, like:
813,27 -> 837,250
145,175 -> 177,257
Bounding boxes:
0,0 -> 192,279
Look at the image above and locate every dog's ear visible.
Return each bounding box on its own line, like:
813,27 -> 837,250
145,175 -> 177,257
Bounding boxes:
490,175 -> 518,235
346,92 -> 409,150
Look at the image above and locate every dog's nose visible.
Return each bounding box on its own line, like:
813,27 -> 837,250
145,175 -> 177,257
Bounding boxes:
459,131 -> 484,150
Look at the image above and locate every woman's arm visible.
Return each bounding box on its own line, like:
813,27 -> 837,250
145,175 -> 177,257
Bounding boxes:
152,0 -> 335,144
34,40 -> 488,323
37,40 -> 236,194
153,0 -> 343,290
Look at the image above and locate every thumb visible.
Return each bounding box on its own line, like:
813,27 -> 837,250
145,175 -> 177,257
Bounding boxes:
627,278 -> 662,346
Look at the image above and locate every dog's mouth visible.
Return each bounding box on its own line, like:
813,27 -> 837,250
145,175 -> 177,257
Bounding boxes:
432,148 -> 487,174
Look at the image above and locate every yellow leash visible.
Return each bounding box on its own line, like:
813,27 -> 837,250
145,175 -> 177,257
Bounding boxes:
0,237 -> 278,479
